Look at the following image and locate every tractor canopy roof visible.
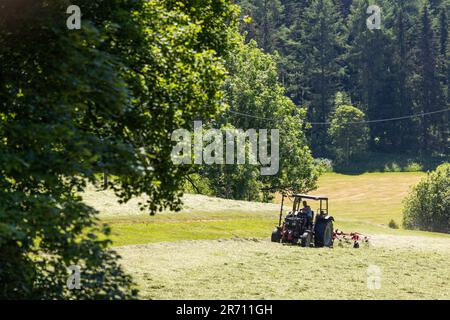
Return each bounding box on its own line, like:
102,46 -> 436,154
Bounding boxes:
290,194 -> 328,201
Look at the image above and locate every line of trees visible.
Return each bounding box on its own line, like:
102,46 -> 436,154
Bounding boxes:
237,0 -> 450,159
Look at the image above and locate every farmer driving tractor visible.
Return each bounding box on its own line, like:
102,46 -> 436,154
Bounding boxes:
300,201 -> 313,219
299,201 -> 313,228
271,194 -> 369,248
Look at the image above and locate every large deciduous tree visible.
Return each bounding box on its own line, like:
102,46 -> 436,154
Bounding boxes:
0,0 -> 237,299
194,33 -> 320,200
328,105 -> 369,165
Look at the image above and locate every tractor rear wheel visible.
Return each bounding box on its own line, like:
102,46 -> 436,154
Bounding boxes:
271,228 -> 281,243
314,219 -> 334,247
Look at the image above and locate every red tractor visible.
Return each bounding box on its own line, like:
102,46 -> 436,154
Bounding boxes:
271,194 -> 369,248
271,194 -> 334,247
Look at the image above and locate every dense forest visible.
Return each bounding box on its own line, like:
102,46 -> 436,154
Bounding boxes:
187,0 -> 450,200
235,0 -> 449,160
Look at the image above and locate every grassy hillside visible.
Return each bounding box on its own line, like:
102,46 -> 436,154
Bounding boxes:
86,172 -> 440,246
304,172 -> 425,225
83,172 -> 450,299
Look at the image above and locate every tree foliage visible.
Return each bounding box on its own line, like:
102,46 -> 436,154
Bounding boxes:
237,0 -> 450,160
0,0 -> 237,299
328,105 -> 369,164
193,32 -> 320,201
403,163 -> 450,233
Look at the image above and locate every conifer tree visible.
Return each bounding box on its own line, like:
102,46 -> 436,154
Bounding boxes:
298,0 -> 346,156
415,3 -> 446,154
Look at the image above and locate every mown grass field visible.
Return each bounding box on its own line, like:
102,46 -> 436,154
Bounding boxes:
312,172 -> 425,225
115,238 -> 450,299
84,172 -> 450,299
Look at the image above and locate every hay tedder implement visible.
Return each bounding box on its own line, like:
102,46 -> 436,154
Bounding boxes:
333,230 -> 370,248
271,194 -> 369,248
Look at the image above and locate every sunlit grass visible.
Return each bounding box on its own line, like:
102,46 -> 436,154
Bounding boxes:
277,172 -> 425,226
116,238 -> 450,300
82,172 -> 450,299
104,216 -> 449,247
85,172 -> 440,246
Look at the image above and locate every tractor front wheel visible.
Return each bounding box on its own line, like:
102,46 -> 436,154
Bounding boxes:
300,232 -> 312,247
271,228 -> 281,243
314,219 -> 334,247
